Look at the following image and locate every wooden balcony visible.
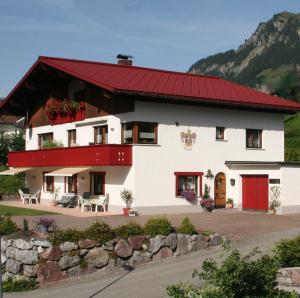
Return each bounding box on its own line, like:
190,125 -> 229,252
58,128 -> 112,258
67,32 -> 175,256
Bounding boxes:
8,144 -> 132,167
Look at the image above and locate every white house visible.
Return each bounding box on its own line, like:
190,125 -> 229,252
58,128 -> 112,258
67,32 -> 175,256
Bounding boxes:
1,55 -> 300,214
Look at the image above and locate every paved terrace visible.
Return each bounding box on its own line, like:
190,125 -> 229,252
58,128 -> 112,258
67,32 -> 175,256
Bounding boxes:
1,200 -> 300,240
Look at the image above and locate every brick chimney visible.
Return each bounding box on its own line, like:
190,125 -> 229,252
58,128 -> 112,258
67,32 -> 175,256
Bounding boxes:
117,54 -> 133,66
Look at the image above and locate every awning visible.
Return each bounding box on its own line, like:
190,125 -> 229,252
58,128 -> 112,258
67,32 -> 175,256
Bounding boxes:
44,167 -> 91,177
0,167 -> 33,175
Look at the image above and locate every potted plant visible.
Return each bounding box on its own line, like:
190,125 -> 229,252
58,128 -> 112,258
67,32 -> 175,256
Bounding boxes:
120,189 -> 133,216
35,217 -> 56,233
226,198 -> 234,208
200,184 -> 214,212
181,190 -> 197,204
269,196 -> 280,215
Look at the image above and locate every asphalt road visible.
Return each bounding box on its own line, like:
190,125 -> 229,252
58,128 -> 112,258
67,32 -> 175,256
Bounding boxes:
6,226 -> 300,298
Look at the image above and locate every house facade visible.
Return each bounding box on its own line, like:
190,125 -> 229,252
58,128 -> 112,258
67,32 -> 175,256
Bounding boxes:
1,55 -> 300,214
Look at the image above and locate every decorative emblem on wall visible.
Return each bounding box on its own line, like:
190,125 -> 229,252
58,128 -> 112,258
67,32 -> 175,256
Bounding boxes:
180,129 -> 196,150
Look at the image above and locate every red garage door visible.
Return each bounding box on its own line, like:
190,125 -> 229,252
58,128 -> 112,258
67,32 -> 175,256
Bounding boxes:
242,175 -> 268,211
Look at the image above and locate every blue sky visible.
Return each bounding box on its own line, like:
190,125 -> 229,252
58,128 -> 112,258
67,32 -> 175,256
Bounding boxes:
0,0 -> 300,97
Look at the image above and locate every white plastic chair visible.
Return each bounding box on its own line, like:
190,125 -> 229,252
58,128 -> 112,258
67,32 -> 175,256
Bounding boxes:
77,194 -> 91,212
91,193 -> 109,213
18,189 -> 30,204
29,190 -> 40,204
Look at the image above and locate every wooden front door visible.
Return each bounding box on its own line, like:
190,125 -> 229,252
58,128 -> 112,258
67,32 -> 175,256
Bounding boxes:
214,173 -> 226,208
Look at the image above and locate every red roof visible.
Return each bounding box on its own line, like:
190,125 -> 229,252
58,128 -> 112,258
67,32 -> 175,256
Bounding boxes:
2,56 -> 300,112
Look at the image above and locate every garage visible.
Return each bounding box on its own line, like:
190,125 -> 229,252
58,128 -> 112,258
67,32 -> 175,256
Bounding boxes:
242,175 -> 269,211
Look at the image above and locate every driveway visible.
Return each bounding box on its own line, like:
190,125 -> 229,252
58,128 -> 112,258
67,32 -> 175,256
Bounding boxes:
6,226 -> 300,298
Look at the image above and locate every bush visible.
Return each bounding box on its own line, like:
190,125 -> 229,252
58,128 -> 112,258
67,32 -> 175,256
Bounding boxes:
3,278 -> 39,292
0,215 -> 17,235
85,220 -> 115,245
274,236 -> 300,267
114,221 -> 144,239
144,217 -> 173,237
48,229 -> 86,245
178,217 -> 196,235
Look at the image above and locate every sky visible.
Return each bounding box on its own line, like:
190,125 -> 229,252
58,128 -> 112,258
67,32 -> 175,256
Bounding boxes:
0,0 -> 300,97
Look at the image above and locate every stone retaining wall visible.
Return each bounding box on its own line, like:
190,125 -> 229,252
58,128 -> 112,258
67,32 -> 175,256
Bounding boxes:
277,267 -> 300,294
1,233 -> 223,283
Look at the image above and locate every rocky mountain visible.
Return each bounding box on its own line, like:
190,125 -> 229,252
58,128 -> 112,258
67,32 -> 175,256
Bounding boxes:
189,12 -> 300,90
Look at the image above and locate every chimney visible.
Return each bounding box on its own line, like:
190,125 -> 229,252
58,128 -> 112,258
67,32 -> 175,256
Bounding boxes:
117,54 -> 133,66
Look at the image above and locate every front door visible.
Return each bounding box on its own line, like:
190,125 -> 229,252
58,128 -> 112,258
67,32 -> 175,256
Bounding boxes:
214,172 -> 226,208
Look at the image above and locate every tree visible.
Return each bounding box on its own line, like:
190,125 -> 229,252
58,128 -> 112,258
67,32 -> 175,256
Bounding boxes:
0,132 -> 25,165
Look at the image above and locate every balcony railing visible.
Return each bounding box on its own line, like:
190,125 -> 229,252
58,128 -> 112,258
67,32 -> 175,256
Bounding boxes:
8,144 -> 132,167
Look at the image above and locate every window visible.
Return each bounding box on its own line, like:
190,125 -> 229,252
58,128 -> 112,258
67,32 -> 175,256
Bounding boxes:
68,130 -> 77,147
216,127 -> 225,140
94,126 -> 108,144
174,172 -> 203,197
122,122 -> 158,144
246,129 -> 262,148
67,175 -> 77,193
90,172 -> 105,195
43,173 -> 54,192
38,133 -> 53,149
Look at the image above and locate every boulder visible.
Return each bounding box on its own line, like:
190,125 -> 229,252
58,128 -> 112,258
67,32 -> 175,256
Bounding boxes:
40,246 -> 62,261
209,233 -> 223,246
103,239 -> 117,251
175,234 -> 192,256
152,247 -> 173,262
15,249 -> 38,265
6,259 -> 21,274
78,239 -> 98,249
114,239 -> 133,258
23,265 -> 37,277
80,249 -> 89,256
1,239 -> 8,252
58,255 -> 80,270
37,246 -> 44,254
1,253 -> 7,265
85,247 -> 110,268
166,233 -> 177,250
60,241 -> 78,252
67,264 -> 96,277
277,267 -> 300,286
191,235 -> 207,251
13,239 -> 33,250
129,250 -> 151,266
36,261 -> 67,283
33,240 -> 51,248
128,235 -> 146,250
6,246 -> 17,259
148,236 -> 166,253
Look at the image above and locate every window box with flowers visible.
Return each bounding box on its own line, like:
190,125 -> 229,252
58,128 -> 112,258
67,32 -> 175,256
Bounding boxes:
45,98 -> 86,125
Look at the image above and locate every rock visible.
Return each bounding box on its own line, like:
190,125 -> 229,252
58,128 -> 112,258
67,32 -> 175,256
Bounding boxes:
23,265 -> 37,277
148,236 -> 166,253
1,253 -> 6,265
129,250 -> 151,266
15,249 -> 38,265
114,240 -> 133,258
37,246 -> 44,254
80,249 -> 89,256
58,255 -> 80,270
103,239 -> 116,251
6,246 -> 17,259
2,272 -> 15,282
209,233 -> 223,246
277,267 -> 300,286
13,239 -> 33,250
6,259 -> 21,274
1,239 -> 8,252
33,240 -> 51,248
67,264 -> 96,277
175,234 -> 192,256
152,247 -> 173,262
128,235 -> 146,250
40,246 -> 62,261
191,235 -> 207,251
60,241 -> 78,252
37,261 -> 67,283
79,239 -> 98,249
85,247 -> 110,268
105,257 -> 128,272
166,233 -> 177,250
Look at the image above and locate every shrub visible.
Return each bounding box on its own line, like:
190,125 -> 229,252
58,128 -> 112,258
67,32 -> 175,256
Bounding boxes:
0,215 -> 17,235
274,236 -> 300,267
48,229 -> 86,245
114,221 -> 144,239
85,220 -> 115,245
3,278 -> 39,292
144,217 -> 173,237
42,139 -> 64,149
178,217 -> 196,235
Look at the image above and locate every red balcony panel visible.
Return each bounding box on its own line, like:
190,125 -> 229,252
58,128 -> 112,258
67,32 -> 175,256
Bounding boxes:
8,144 -> 132,167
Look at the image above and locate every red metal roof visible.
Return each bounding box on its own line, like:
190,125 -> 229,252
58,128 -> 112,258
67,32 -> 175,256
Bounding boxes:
2,56 -> 300,112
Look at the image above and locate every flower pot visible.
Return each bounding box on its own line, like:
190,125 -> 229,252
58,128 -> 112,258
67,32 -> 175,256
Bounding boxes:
226,203 -> 233,208
123,208 -> 131,216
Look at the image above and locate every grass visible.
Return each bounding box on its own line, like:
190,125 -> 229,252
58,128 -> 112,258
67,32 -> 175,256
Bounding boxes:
0,205 -> 58,216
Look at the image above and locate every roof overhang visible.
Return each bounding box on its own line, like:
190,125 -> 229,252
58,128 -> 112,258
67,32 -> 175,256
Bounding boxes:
0,167 -> 33,176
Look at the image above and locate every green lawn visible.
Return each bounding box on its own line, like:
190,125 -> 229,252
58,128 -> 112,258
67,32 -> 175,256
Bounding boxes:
0,205 -> 58,216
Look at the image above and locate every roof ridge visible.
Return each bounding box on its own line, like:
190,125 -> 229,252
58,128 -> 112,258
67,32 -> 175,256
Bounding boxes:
38,55 -> 221,80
